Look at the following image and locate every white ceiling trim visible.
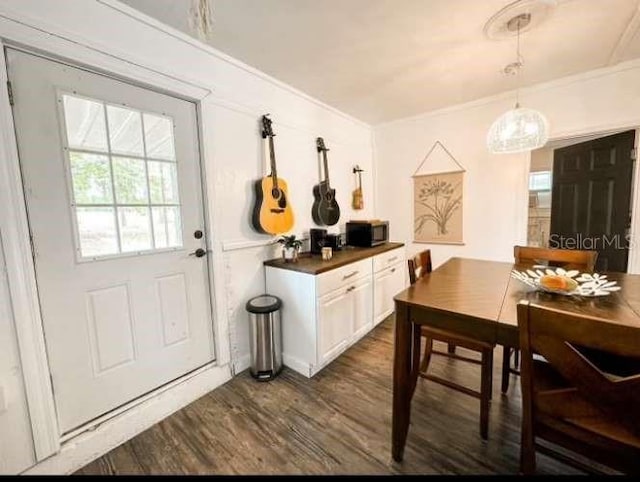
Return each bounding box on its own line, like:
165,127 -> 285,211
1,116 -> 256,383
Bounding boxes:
376,56 -> 640,128
609,2 -> 640,65
0,3 -> 210,100
98,0 -> 371,129
117,0 -> 640,124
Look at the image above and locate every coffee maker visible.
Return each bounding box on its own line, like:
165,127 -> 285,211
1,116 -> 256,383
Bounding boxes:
310,228 -> 327,255
324,233 -> 344,251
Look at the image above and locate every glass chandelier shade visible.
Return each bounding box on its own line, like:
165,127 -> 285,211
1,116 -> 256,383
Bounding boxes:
486,11 -> 550,154
487,103 -> 549,154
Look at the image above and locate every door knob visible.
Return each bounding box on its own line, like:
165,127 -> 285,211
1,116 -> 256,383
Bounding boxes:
189,248 -> 207,258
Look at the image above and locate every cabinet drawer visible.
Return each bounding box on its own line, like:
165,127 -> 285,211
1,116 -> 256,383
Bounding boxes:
317,258 -> 372,297
373,247 -> 405,273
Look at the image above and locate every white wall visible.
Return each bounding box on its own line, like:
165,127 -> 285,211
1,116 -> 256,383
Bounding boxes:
208,104 -> 375,370
0,0 -> 374,471
375,60 -> 640,274
0,236 -> 35,474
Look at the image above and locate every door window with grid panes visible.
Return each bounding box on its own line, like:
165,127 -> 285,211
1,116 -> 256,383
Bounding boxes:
61,93 -> 183,259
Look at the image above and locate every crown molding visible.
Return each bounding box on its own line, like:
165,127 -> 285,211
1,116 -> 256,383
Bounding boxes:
609,1 -> 640,65
96,0 -> 371,130
375,57 -> 640,128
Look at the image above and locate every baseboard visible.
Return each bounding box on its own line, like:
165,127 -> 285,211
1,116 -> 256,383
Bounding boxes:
232,353 -> 251,375
282,353 -> 313,378
23,363 -> 232,475
235,353 -> 313,378
375,309 -> 394,326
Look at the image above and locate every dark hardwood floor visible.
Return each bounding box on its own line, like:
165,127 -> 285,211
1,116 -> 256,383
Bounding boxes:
77,316 -> 581,475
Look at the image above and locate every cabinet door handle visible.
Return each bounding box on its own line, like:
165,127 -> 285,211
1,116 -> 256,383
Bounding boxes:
346,286 -> 355,293
387,256 -> 398,263
342,271 -> 358,280
390,268 -> 396,273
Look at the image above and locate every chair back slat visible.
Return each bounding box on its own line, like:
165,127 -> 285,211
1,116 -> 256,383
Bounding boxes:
407,250 -> 432,285
535,388 -> 603,419
514,245 -> 597,271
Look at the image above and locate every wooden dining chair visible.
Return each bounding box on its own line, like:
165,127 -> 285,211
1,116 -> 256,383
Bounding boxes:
408,250 -> 495,439
514,245 -> 598,271
501,246 -> 599,393
517,301 -> 640,474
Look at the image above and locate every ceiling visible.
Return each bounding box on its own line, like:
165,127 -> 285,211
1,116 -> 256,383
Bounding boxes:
121,0 -> 640,124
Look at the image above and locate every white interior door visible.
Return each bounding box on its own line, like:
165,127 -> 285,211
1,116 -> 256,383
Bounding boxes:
6,48 -> 215,434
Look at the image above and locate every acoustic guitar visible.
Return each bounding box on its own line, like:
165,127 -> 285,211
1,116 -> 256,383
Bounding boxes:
352,165 -> 364,210
312,137 -> 340,226
251,115 -> 295,235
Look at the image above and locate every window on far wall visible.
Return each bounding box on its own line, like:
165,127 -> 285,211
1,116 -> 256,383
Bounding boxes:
529,171 -> 552,192
61,94 -> 183,260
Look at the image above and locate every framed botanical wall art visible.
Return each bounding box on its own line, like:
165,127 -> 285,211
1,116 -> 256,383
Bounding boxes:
412,141 -> 464,245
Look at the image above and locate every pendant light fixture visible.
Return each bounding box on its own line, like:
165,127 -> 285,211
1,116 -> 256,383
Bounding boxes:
487,13 -> 549,154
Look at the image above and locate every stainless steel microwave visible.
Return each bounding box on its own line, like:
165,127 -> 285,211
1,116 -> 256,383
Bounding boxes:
346,221 -> 389,247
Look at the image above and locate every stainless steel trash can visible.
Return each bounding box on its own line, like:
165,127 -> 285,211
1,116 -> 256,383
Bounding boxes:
246,294 -> 283,381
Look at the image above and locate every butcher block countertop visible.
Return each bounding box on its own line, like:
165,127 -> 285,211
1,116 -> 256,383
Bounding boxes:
264,242 -> 405,275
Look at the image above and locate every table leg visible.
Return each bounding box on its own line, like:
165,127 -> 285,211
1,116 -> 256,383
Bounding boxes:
501,346 -> 511,393
392,301 -> 412,462
411,319 -> 421,397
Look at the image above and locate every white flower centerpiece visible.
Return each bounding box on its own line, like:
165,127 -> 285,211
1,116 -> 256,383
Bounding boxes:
511,267 -> 621,297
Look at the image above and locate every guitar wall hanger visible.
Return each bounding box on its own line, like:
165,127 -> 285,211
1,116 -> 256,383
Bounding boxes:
261,114 -> 273,139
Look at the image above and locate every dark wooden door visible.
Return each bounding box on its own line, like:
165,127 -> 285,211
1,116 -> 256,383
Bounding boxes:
550,130 -> 635,272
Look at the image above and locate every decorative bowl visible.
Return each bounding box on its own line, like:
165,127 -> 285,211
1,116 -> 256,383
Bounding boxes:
511,267 -> 621,297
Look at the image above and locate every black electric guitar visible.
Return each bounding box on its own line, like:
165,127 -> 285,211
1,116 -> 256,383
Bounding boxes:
251,115 -> 295,235
312,137 -> 340,226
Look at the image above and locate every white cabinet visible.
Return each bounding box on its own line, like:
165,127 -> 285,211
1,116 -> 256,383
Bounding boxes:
373,247 -> 404,272
373,262 -> 406,325
351,276 -> 373,340
317,258 -> 371,297
265,244 -> 403,378
318,274 -> 373,367
318,288 -> 353,366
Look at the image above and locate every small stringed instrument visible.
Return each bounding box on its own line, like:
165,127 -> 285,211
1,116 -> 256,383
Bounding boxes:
312,137 -> 340,226
251,115 -> 295,235
352,165 -> 364,210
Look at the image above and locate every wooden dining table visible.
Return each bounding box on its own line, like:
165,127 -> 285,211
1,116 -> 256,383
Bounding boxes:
391,257 -> 640,462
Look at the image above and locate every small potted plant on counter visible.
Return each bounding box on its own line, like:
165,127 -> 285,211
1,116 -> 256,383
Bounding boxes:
277,234 -> 303,263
